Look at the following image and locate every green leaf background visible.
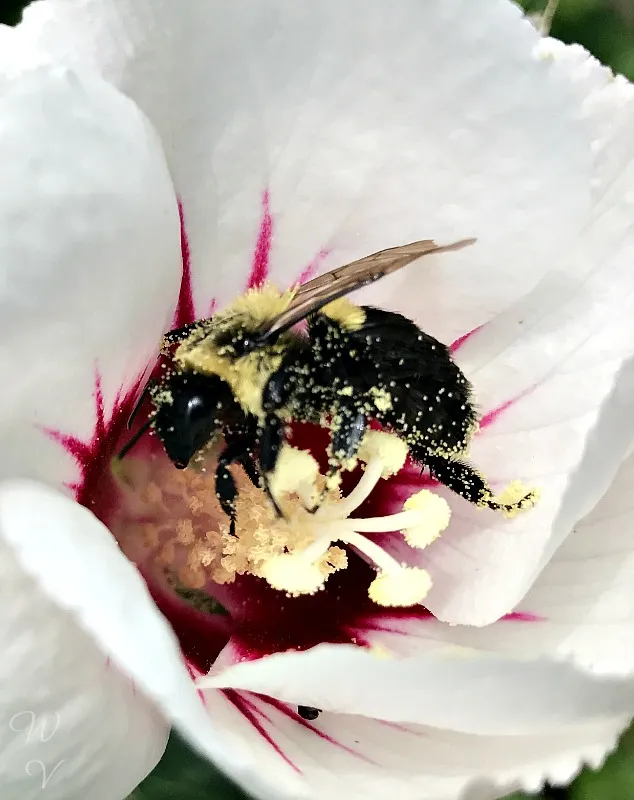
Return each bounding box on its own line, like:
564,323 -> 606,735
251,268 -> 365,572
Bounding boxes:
2,0 -> 633,797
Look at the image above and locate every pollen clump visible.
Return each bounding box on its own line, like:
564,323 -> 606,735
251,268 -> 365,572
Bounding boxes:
492,480 -> 541,519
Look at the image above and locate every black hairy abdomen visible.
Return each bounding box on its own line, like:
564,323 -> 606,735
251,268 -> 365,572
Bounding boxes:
310,306 -> 477,457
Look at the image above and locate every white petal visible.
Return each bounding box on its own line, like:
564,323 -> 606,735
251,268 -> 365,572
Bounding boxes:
0,480 -> 284,800
0,485 -> 167,799
393,446 -> 634,678
207,644 -> 634,733
197,675 -> 626,800
15,0 -> 590,337
0,65 -> 181,491
393,42 -> 634,625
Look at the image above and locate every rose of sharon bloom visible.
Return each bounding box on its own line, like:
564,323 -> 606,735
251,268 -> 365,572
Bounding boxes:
2,1 -> 634,799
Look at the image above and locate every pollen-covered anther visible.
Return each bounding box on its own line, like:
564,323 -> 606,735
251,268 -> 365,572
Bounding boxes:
259,554 -> 326,596
401,489 -> 451,548
357,430 -> 409,478
267,444 -> 320,508
368,566 -> 432,607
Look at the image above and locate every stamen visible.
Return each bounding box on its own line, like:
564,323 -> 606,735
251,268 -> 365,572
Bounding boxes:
329,430 -> 408,518
117,427 -> 536,613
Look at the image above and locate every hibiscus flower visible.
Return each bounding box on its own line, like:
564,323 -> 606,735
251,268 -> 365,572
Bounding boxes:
2,2 -> 634,799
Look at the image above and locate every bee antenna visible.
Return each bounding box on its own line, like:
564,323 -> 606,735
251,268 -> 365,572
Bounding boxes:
117,418 -> 153,461
127,383 -> 152,429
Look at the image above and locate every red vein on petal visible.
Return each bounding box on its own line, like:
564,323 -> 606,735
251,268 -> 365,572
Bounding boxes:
45,368 -> 142,504
247,190 -> 274,289
258,696 -> 375,764
449,325 -> 483,354
378,720 -> 416,733
504,611 -> 543,622
223,690 -> 301,773
479,397 -> 516,430
352,609 -> 542,645
44,369 -> 107,498
173,201 -> 197,328
185,660 -> 207,705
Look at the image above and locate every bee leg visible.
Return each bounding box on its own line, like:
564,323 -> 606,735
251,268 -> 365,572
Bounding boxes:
424,454 -> 534,514
312,406 -> 366,511
224,429 -> 260,490
258,415 -> 285,518
215,439 -> 257,535
238,451 -> 261,490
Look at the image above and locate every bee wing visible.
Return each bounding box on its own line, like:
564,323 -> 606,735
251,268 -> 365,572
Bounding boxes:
259,237 -> 475,340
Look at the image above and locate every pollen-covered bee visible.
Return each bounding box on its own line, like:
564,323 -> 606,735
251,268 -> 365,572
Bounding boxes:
120,237 -> 536,531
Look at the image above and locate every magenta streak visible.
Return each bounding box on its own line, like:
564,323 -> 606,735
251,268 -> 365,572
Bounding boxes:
258,696 -> 375,764
223,690 -> 301,773
478,382 -> 538,433
184,660 -> 207,704
247,191 -> 274,289
355,609 -> 542,644
504,611 -> 543,622
294,248 -> 331,286
478,396 -> 516,431
173,201 -> 196,328
449,324 -> 483,354
44,368 -> 106,498
377,720 -> 416,734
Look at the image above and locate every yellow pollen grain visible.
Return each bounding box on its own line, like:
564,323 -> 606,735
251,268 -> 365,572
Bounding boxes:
369,386 -> 393,413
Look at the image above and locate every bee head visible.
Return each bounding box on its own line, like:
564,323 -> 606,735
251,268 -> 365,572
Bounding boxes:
212,324 -> 269,360
150,371 -> 234,469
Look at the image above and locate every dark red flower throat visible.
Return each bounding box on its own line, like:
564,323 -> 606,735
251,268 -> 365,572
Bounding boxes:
47,194 -> 526,677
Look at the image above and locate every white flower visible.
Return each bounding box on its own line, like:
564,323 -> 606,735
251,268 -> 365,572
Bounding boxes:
1,2 -> 634,799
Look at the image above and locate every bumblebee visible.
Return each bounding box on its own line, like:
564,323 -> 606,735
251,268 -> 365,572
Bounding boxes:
120,236 -> 535,530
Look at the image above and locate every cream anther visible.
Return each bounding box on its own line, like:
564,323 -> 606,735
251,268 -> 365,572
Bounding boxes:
268,445 -> 320,507
368,566 -> 432,607
260,554 -> 325,595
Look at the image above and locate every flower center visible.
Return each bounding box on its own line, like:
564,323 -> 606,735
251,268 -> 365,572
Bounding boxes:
112,429 -> 461,608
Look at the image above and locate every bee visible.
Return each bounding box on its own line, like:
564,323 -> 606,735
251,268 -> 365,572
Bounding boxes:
120,236 -> 534,530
